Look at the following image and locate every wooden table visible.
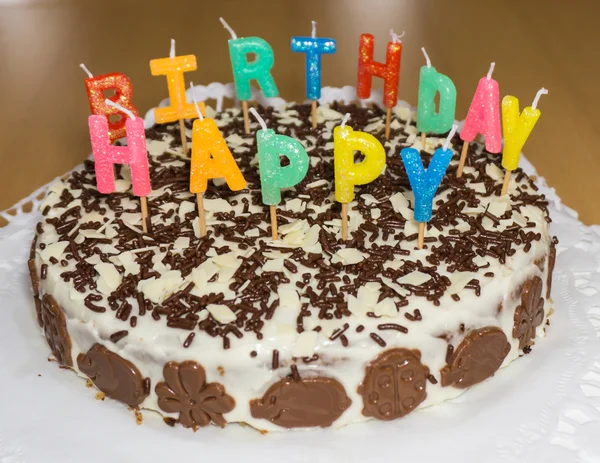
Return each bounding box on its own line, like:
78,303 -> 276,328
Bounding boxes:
2,0 -> 598,223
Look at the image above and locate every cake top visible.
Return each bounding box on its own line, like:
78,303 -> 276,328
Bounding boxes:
35,102 -> 550,356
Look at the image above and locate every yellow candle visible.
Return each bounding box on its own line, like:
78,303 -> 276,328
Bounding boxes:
334,116 -> 386,203
501,88 -> 548,171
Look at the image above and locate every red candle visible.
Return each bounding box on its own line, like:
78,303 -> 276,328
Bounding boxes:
80,64 -> 139,144
356,31 -> 402,108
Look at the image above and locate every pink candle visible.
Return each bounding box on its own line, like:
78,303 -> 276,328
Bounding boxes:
88,100 -> 150,197
460,62 -> 501,153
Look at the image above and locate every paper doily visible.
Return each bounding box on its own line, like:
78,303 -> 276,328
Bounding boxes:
1,84 -> 599,463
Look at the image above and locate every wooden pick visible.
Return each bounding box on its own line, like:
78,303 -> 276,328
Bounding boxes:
341,203 -> 348,241
417,222 -> 425,249
456,141 -> 469,178
420,132 -> 426,148
196,193 -> 207,237
179,119 -> 189,156
270,205 -> 278,240
311,100 -> 317,129
140,196 -> 149,233
501,170 -> 511,196
384,107 -> 392,140
242,101 -> 250,134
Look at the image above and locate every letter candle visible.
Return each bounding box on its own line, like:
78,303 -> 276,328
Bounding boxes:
401,124 -> 458,249
457,62 -> 502,177
416,48 -> 457,149
249,108 -> 309,240
88,100 -> 151,232
80,63 -> 139,144
189,82 -> 247,237
334,113 -> 386,240
291,21 -> 337,129
150,39 -> 203,156
356,30 -> 403,140
220,17 -> 279,135
500,87 -> 548,196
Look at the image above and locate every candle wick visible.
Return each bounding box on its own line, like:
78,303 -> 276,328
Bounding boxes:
421,47 -> 431,68
443,124 -> 459,151
311,20 -> 317,38
249,107 -> 267,131
340,113 -> 350,128
170,38 -> 176,59
531,87 -> 548,110
219,17 -> 238,40
390,29 -> 404,43
487,62 -> 496,79
79,63 -> 93,78
105,99 -> 135,120
189,82 -> 204,121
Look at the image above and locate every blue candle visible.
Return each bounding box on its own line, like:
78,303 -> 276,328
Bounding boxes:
291,21 -> 336,101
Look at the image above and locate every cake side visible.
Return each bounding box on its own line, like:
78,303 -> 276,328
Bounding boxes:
29,103 -> 556,431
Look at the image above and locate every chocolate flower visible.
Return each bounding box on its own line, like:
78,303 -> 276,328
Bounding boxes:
155,361 -> 235,428
513,276 -> 545,349
547,241 -> 557,299
41,294 -> 72,366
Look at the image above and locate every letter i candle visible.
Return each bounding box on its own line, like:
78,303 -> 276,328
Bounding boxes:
291,21 -> 337,129
356,30 -> 403,140
221,17 -> 279,134
401,124 -> 458,249
189,83 -> 247,237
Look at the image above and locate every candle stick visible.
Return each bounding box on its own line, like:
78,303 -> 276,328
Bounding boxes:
401,124 -> 458,249
356,30 -> 403,140
457,62 -> 502,177
220,17 -> 279,134
189,82 -> 247,237
80,63 -> 139,143
416,48 -> 457,150
249,108 -> 309,240
500,87 -> 548,196
88,99 -> 151,232
150,39 -> 203,156
291,20 -> 337,129
334,113 -> 386,241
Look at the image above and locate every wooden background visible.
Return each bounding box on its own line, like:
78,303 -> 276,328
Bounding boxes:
1,0 -> 598,223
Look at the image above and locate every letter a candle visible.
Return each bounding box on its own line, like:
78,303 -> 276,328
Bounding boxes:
189,83 -> 247,237
88,100 -> 151,232
150,39 -> 203,156
250,108 -> 309,240
356,30 -> 403,140
334,114 -> 386,241
501,87 -> 548,196
457,62 -> 502,177
291,21 -> 337,129
401,124 -> 458,249
221,17 -> 279,134
416,48 -> 457,149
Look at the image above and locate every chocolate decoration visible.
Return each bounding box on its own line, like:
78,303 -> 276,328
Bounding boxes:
250,374 -> 351,428
440,326 -> 511,388
40,294 -> 72,366
33,296 -> 43,327
359,348 -> 427,421
155,361 -> 235,428
547,241 -> 557,299
513,276 -> 545,349
28,257 -> 39,297
77,344 -> 148,406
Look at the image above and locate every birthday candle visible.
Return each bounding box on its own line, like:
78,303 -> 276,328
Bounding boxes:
150,39 -> 203,123
416,48 -> 457,135
460,63 -> 502,153
400,125 -> 458,223
220,18 -> 279,101
356,31 -> 402,108
80,64 -> 139,143
502,88 -> 548,171
291,21 -> 336,101
334,115 -> 386,203
88,102 -> 150,197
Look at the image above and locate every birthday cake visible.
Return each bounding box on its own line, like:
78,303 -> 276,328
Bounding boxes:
28,102 -> 556,431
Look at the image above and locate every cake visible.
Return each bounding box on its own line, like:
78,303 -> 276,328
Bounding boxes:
28,101 -> 556,431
